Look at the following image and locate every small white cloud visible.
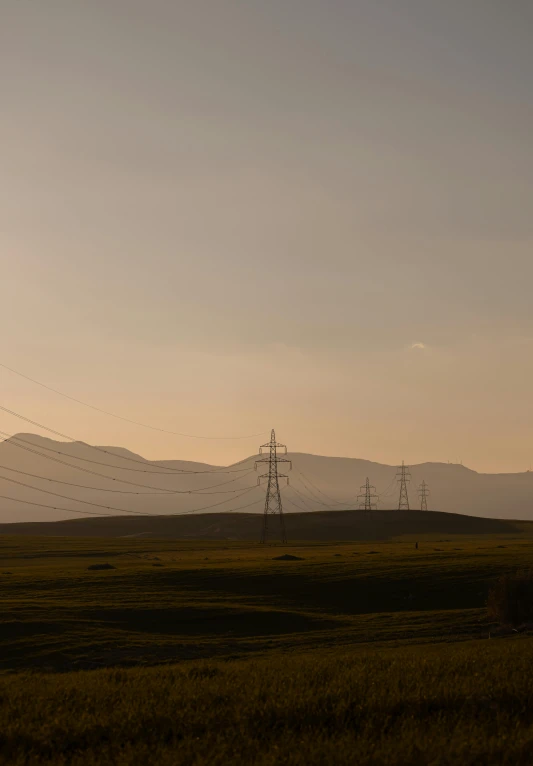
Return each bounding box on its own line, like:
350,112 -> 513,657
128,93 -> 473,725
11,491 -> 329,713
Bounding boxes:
410,342 -> 426,350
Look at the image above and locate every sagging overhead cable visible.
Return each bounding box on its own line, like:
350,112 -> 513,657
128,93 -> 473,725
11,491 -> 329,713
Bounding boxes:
0,406 -> 254,474
0,362 -> 267,440
0,429 -> 253,492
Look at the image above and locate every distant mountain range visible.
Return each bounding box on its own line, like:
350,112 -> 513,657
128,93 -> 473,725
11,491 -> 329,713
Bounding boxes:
0,433 -> 533,523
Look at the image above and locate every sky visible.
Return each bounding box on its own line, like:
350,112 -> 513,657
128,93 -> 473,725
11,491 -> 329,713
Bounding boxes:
1,0 -> 533,472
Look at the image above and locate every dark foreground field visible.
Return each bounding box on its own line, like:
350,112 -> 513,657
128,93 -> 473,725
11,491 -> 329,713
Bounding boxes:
3,639 -> 533,765
2,529 -> 533,764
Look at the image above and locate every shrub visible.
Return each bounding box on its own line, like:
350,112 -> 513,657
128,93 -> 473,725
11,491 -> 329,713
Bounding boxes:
488,570 -> 533,626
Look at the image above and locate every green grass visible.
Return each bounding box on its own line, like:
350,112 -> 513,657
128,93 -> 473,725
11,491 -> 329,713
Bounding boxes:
1,534 -> 532,672
2,638 -> 533,764
2,533 -> 533,763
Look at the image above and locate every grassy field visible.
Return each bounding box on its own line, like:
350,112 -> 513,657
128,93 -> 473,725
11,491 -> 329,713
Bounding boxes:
2,635 -> 533,763
1,532 -> 531,671
1,531 -> 533,763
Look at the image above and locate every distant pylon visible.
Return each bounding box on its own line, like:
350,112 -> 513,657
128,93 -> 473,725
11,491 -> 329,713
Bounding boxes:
358,477 -> 378,511
255,429 -> 292,544
396,461 -> 411,510
418,480 -> 430,511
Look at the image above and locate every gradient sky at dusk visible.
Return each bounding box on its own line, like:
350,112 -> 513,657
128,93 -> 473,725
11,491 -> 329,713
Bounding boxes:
2,1 -> 533,471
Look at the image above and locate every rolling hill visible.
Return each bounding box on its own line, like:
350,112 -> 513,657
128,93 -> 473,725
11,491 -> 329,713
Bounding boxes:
0,509 -> 523,541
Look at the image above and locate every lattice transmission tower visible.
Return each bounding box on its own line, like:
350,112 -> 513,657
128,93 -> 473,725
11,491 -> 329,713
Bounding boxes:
255,429 -> 292,544
418,480 -> 430,511
396,461 -> 411,510
358,477 -> 378,511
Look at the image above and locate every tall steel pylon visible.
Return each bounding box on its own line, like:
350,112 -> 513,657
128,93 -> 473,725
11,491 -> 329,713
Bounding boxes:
255,429 -> 292,544
358,477 -> 378,511
418,480 -> 430,511
396,461 -> 411,510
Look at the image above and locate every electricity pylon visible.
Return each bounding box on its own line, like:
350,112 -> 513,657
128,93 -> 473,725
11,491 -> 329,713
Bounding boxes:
358,477 -> 378,511
396,461 -> 411,510
418,480 -> 430,511
255,429 -> 292,544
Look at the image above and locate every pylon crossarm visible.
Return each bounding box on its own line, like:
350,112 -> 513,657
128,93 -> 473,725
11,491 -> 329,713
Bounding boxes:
259,442 -> 287,451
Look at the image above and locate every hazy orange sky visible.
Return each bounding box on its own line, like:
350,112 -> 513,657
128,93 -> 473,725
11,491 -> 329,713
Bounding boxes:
2,1 -> 533,472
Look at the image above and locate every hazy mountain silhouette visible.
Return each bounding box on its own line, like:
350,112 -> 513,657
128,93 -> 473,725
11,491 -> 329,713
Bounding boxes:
0,434 -> 533,523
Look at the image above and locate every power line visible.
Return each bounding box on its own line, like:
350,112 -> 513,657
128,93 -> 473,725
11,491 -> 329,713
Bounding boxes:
0,362 -> 267,440
0,494 -> 115,518
296,470 -> 353,506
291,478 -> 353,510
150,486 -> 259,516
180,472 -> 255,494
286,484 -> 317,511
281,494 -> 311,513
0,462 -> 255,496
285,485 -> 351,513
0,471 -> 256,514
375,478 -> 398,508
0,430 -> 254,492
0,415 -> 253,474
376,474 -> 398,499
291,476 -> 332,508
226,497 -> 265,514
255,429 -> 292,544
0,484 -> 258,519
0,472 -> 139,514
0,427 -> 414,515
